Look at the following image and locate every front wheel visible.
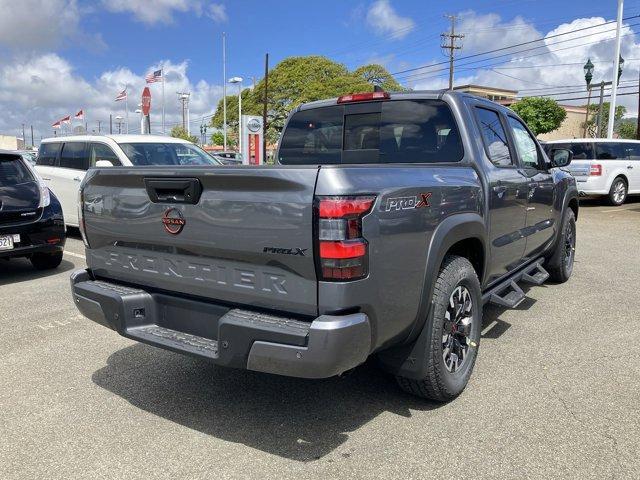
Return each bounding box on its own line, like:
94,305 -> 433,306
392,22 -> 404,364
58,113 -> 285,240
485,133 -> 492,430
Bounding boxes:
545,209 -> 576,283
396,255 -> 482,401
608,177 -> 627,206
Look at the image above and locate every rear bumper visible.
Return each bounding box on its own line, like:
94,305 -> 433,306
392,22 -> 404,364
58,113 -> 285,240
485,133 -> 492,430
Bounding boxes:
70,270 -> 371,378
0,209 -> 65,259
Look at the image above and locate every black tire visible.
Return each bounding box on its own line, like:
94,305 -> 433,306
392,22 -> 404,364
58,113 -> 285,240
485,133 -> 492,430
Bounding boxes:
545,209 -> 576,283
396,255 -> 482,402
30,251 -> 63,270
608,177 -> 627,206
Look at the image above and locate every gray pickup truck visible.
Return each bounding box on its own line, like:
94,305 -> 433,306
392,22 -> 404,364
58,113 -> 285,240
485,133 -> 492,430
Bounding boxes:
71,90 -> 578,401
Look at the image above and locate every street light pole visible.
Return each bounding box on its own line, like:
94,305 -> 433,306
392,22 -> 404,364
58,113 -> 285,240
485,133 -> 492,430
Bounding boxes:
583,58 -> 594,137
228,76 -> 243,155
607,0 -> 624,138
222,32 -> 227,150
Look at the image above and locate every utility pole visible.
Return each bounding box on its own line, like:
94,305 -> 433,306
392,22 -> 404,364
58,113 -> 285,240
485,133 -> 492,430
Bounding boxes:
21,123 -> 25,147
98,120 -> 101,133
607,0 -> 624,138
441,15 -> 464,90
263,53 -> 269,164
30,125 -> 34,147
597,81 -> 606,138
109,114 -> 113,134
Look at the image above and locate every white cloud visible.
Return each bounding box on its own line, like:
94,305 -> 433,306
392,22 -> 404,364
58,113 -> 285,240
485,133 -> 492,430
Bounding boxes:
412,14 -> 640,117
0,0 -> 103,51
207,3 -> 227,23
101,0 -> 228,25
102,0 -> 197,25
366,0 -> 415,40
0,53 -> 223,141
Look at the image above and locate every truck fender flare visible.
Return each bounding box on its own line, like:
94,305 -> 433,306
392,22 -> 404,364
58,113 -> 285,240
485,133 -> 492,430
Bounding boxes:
550,187 -> 579,253
377,212 -> 487,379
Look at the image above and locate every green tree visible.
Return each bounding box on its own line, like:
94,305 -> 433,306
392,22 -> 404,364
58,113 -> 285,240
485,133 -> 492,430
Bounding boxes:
209,56 -> 403,143
584,102 -> 626,137
616,120 -> 637,139
510,97 -> 567,135
210,131 -> 224,145
170,125 -> 198,143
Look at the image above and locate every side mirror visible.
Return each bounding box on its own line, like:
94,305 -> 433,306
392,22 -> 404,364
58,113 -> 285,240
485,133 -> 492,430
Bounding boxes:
550,148 -> 572,168
95,159 -> 114,168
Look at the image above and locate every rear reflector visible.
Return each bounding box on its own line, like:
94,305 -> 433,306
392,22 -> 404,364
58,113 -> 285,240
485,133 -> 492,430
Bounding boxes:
320,240 -> 367,259
337,92 -> 390,104
589,164 -> 602,176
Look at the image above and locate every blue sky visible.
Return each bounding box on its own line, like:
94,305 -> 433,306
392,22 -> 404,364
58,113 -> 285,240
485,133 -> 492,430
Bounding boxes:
0,0 -> 638,141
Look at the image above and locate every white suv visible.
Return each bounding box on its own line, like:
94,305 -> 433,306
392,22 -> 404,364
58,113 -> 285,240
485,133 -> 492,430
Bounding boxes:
35,135 -> 220,226
544,139 -> 640,206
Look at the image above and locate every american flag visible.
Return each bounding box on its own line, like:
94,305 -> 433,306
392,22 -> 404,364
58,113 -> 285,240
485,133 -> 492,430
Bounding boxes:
145,69 -> 163,83
115,89 -> 127,101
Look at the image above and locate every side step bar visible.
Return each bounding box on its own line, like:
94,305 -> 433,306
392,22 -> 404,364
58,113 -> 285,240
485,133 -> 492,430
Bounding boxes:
484,260 -> 549,308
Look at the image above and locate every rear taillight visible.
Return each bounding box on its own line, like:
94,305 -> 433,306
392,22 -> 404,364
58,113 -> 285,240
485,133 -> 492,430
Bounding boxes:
589,164 -> 602,176
78,188 -> 89,248
316,195 -> 375,281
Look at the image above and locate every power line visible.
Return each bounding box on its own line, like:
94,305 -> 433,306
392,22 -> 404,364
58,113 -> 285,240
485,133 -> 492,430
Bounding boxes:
391,14 -> 639,77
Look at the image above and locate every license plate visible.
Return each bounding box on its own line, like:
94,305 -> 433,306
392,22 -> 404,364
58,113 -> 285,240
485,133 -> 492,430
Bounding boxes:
0,235 -> 14,251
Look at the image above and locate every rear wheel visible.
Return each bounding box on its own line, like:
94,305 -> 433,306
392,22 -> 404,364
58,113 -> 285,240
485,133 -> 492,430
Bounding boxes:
608,177 -> 627,206
396,255 -> 482,401
31,251 -> 63,270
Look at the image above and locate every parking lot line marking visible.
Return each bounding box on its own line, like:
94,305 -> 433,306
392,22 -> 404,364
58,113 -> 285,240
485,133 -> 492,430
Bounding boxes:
64,251 -> 86,260
481,320 -> 498,336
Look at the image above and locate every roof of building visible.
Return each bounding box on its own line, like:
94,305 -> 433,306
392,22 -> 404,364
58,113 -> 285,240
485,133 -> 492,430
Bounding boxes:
453,84 -> 519,95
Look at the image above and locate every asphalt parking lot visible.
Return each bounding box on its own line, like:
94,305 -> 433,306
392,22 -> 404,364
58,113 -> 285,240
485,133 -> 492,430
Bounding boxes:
1,199 -> 639,480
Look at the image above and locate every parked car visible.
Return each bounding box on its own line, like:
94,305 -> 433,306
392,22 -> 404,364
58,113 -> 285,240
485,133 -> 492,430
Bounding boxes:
543,138 -> 640,205
17,150 -> 37,166
0,150 -> 65,269
213,151 -> 243,165
35,135 -> 220,227
70,90 -> 578,401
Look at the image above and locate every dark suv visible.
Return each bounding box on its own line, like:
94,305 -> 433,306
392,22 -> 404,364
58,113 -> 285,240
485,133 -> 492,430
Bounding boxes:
0,151 -> 65,269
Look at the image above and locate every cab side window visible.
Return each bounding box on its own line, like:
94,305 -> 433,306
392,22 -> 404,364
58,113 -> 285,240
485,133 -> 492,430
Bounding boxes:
507,116 -> 542,169
36,143 -> 61,166
90,143 -> 121,167
627,143 -> 640,160
475,107 -> 512,167
59,142 -> 88,170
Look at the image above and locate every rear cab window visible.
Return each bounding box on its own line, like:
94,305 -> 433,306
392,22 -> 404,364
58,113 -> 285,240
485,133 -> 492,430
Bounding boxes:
36,142 -> 61,166
0,154 -> 35,187
474,107 -> 512,167
278,99 -> 463,165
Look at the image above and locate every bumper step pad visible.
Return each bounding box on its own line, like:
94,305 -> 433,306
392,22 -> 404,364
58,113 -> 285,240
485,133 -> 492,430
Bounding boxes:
132,326 -> 219,358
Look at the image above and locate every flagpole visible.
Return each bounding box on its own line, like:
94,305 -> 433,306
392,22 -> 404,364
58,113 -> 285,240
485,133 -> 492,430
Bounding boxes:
162,67 -> 165,135
125,90 -> 129,134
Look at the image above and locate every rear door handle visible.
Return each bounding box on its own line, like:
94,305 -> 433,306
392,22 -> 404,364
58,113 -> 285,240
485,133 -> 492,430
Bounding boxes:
73,176 -> 82,182
627,165 -> 634,169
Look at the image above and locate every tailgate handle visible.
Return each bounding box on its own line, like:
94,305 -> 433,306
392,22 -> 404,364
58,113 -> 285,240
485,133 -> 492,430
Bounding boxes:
144,178 -> 202,204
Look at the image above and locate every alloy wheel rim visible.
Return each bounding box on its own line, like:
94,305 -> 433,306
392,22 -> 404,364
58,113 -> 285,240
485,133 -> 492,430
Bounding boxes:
613,181 -> 626,204
442,285 -> 473,373
564,220 -> 576,270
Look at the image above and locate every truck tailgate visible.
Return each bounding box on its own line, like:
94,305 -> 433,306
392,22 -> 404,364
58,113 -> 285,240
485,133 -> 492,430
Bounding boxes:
81,166 -> 319,316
